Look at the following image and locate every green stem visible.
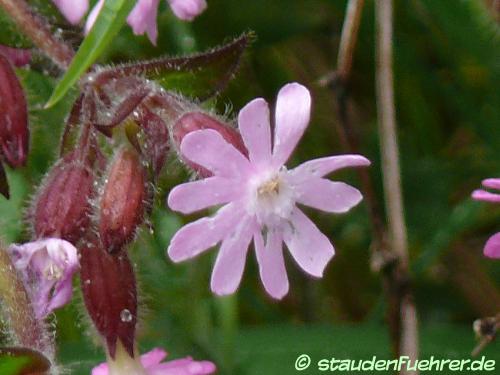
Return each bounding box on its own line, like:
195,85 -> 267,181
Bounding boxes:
0,0 -> 74,69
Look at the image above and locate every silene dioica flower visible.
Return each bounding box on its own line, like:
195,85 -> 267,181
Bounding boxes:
92,346 -> 216,375
8,238 -> 79,318
52,0 -> 207,44
472,178 -> 500,258
168,83 -> 370,299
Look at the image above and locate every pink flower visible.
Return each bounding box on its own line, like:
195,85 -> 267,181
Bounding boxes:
472,178 -> 500,258
168,0 -> 207,21
92,347 -> 216,375
52,0 -> 89,25
83,0 -> 207,45
167,83 -> 370,299
8,238 -> 79,318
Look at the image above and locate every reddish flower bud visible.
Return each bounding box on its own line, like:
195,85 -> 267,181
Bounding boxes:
0,54 -> 29,168
134,106 -> 169,179
80,238 -> 137,359
172,112 -> 247,176
0,161 -> 9,198
0,45 -> 32,67
32,153 -> 94,243
99,148 -> 147,253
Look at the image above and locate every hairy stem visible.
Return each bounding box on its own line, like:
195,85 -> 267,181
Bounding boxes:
0,244 -> 52,358
0,0 -> 74,69
375,0 -> 419,372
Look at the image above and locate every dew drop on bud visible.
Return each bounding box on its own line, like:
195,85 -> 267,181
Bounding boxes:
120,309 -> 133,323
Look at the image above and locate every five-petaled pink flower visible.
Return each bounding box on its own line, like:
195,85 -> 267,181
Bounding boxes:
92,347 -> 216,375
8,238 -> 79,318
472,178 -> 500,258
52,0 -> 206,45
167,83 -> 370,299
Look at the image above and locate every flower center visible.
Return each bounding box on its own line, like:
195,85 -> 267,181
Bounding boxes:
44,263 -> 63,280
249,168 -> 296,225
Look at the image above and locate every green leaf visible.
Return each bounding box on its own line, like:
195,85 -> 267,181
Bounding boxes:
91,32 -> 254,101
45,0 -> 135,108
0,347 -> 50,375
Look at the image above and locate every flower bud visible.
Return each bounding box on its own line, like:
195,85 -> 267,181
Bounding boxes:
80,238 -> 137,359
172,112 -> 247,176
99,148 -> 147,253
32,152 -> 94,243
0,53 -> 29,168
0,161 -> 9,198
133,106 -> 169,179
0,45 -> 32,67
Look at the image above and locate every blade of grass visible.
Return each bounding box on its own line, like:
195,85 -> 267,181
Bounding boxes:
45,0 -> 135,108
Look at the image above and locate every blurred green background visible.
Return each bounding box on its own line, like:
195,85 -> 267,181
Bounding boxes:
1,0 -> 499,373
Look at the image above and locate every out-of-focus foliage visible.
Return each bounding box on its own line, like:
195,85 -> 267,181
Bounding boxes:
1,0 -> 499,374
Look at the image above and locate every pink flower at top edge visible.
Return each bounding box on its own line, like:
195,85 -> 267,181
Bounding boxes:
167,82 -> 370,299
8,238 -> 79,318
91,348 -> 216,375
82,0 -> 207,45
472,178 -> 500,258
52,0 -> 89,25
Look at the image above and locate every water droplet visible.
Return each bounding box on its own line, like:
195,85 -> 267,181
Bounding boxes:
120,309 -> 133,322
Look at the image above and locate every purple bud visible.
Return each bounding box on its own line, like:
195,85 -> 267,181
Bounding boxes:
99,149 -> 146,253
32,153 -> 94,243
172,112 -> 247,177
0,53 -> 29,168
134,106 -> 169,179
0,45 -> 32,67
80,238 -> 137,359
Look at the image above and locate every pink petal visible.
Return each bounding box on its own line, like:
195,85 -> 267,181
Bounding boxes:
152,357 -> 216,375
180,129 -> 251,177
484,232 -> 500,259
272,83 -> 311,166
210,217 -> 255,295
167,0 -> 207,21
91,362 -> 109,375
141,348 -> 168,367
44,271 -> 74,314
238,98 -> 272,166
289,154 -> 371,184
295,178 -> 363,213
254,229 -> 289,299
127,0 -> 160,45
471,189 -> 500,203
52,0 -> 89,24
84,0 -> 104,34
168,177 -> 242,214
482,178 -> 500,190
168,203 -> 243,262
283,208 -> 335,277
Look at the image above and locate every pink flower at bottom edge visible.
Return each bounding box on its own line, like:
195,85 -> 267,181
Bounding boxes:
91,348 -> 217,375
167,82 -> 371,299
8,238 -> 79,318
472,178 -> 500,258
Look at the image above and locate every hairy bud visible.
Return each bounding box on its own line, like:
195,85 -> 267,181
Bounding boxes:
133,106 -> 169,179
0,45 -> 31,67
99,148 -> 146,253
172,112 -> 247,176
32,153 -> 94,242
0,54 -> 29,168
80,239 -> 137,358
